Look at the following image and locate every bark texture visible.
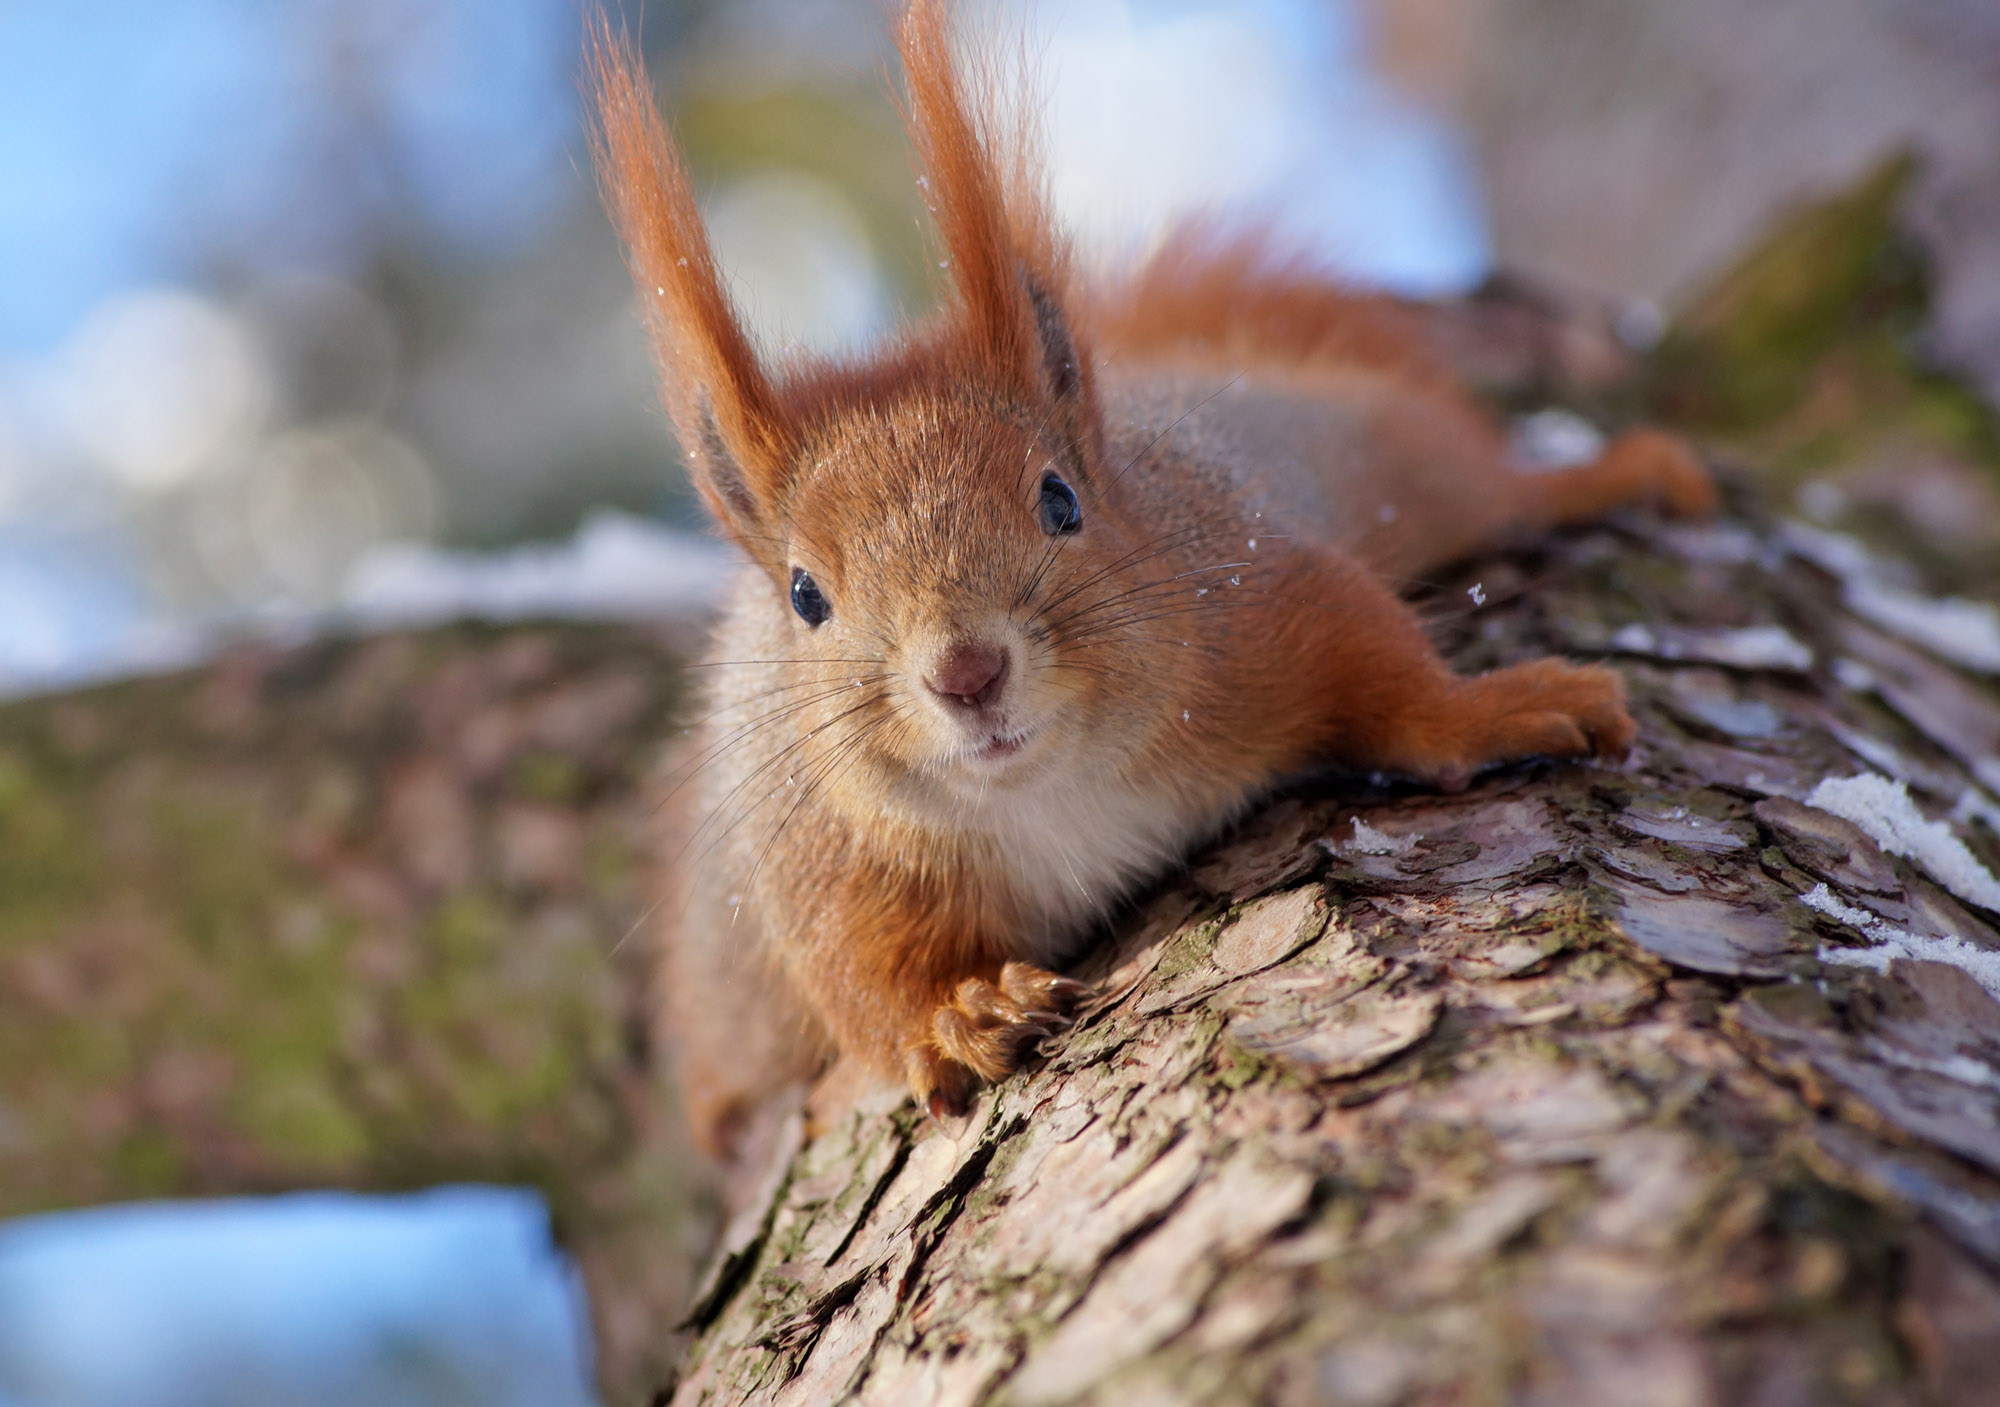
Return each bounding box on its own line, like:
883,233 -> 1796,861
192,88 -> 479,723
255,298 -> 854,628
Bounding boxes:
661,498 -> 2000,1406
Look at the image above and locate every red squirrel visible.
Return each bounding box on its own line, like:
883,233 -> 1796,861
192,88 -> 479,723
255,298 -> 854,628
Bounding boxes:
589,1 -> 1715,1159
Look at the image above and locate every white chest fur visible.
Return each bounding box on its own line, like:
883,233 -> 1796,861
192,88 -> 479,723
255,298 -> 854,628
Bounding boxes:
972,767 -> 1250,963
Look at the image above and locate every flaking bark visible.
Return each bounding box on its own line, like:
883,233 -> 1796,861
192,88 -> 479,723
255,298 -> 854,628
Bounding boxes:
655,173 -> 2000,1406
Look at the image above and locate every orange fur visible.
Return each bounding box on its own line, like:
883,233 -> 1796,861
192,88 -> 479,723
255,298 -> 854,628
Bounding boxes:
590,2 -> 1715,1159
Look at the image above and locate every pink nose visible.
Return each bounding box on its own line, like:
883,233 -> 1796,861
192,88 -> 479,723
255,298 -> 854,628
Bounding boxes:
925,641 -> 1009,710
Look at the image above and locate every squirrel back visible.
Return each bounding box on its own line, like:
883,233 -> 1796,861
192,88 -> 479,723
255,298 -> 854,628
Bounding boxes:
592,1 -> 1715,1158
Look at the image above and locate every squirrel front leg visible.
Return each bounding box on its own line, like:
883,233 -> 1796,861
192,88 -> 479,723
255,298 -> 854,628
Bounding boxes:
1267,546 -> 1635,790
1364,655 -> 1634,792
920,963 -> 1090,1116
784,873 -> 1086,1121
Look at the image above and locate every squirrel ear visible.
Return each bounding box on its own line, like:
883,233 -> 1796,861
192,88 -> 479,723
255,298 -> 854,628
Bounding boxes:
898,0 -> 1095,438
1021,263 -> 1098,477
1023,268 -> 1081,407
588,22 -> 794,553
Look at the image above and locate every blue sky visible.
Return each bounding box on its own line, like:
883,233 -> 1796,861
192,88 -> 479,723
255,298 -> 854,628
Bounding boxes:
0,1188 -> 597,1406
0,0 -> 1489,359
0,0 -> 580,355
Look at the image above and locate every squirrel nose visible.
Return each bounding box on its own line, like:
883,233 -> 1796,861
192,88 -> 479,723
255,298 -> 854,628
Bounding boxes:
925,641 -> 1009,710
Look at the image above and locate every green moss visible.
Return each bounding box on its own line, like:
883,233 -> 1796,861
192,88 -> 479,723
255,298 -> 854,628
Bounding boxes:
0,757 -> 99,944
1647,153 -> 2000,489
512,752 -> 583,804
1490,892 -> 1617,960
0,749 -> 32,812
1151,915 -> 1227,984
1655,158 -> 1916,426
1212,1043 -> 1273,1092
235,1075 -> 371,1166
112,1128 -> 187,1198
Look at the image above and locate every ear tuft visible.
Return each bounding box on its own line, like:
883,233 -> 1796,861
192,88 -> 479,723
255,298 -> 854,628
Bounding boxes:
697,396 -> 763,527
897,0 -> 1091,422
587,19 -> 794,552
1023,269 -> 1080,405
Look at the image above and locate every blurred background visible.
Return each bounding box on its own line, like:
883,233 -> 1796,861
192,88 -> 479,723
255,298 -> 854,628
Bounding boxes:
0,0 -> 1995,1403
0,0 -> 1491,701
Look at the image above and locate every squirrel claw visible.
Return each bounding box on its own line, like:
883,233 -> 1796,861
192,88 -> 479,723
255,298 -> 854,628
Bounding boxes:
927,963 -> 1087,1086
998,961 -> 1088,1019
925,1084 -> 970,1124
905,964 -> 1090,1123
911,1046 -> 980,1123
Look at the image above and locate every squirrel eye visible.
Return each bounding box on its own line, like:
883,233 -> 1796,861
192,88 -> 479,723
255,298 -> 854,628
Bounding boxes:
1038,473 -> 1081,535
790,567 -> 830,627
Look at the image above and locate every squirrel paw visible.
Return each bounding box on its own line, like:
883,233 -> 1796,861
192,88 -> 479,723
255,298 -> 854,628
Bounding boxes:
912,962 -> 1087,1120
1433,659 -> 1635,789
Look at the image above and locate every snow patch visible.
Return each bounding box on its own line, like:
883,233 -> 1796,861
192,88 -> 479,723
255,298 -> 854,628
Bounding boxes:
1800,882 -> 1900,946
1696,625 -> 1813,672
1781,521 -> 2000,673
1610,623 -> 1662,655
1905,1051 -> 2000,1092
1781,521 -> 1878,580
1805,772 -> 2000,913
1341,817 -> 1419,856
1607,621 -> 1813,672
1658,522 -> 1760,566
1804,883 -> 2000,1005
1509,409 -> 1604,472
341,512 -> 732,627
1844,579 -> 2000,673
1830,658 -> 1876,691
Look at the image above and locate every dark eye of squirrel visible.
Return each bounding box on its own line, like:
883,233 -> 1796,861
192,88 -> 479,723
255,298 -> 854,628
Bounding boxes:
790,567 -> 829,627
1038,473 -> 1081,535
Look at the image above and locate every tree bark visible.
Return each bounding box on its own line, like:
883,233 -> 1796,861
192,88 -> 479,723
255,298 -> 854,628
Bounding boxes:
660,492 -> 2000,1406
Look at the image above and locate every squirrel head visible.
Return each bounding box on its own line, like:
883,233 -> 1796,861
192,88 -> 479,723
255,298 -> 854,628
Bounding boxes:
775,370 -> 1116,789
590,2 -> 1181,794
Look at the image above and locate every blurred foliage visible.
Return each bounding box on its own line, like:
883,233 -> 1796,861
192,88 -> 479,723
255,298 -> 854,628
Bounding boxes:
1650,155 -> 2000,477
1642,154 -> 2000,597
